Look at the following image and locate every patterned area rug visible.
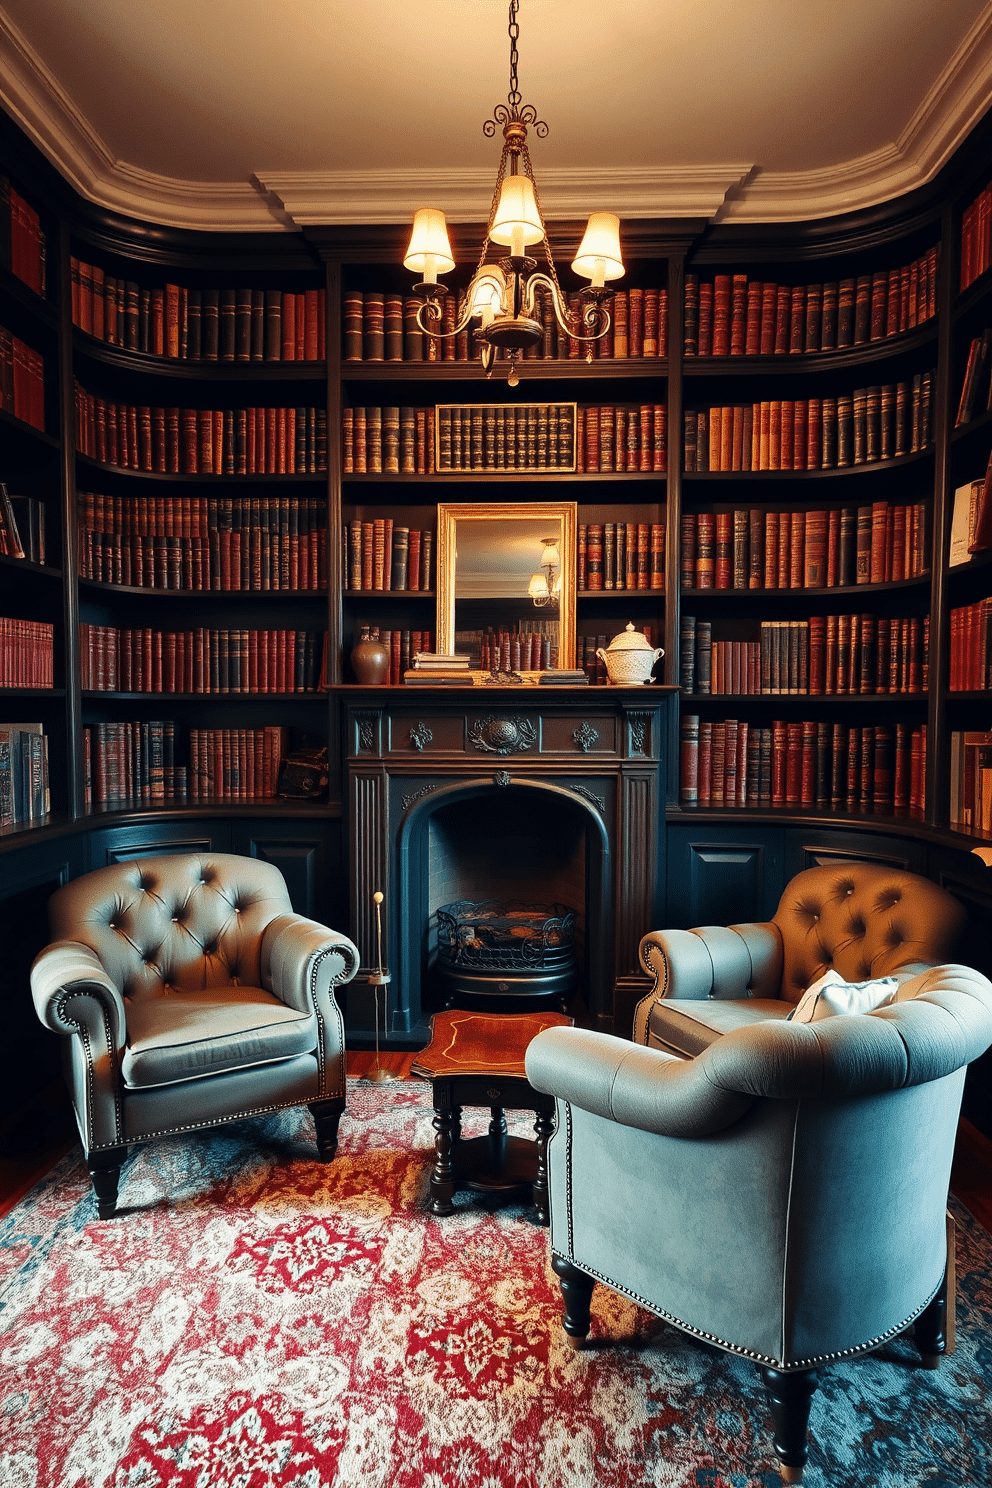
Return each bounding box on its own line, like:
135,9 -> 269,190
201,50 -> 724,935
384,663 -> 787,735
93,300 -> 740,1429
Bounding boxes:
1,1081 -> 990,1488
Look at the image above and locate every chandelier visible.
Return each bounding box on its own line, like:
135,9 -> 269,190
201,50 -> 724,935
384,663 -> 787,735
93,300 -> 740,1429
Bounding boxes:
403,0 -> 624,386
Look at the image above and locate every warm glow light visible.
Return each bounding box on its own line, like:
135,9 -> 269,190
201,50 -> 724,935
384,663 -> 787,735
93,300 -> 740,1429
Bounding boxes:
470,267 -> 508,325
540,540 -> 560,571
403,209 -> 455,283
572,212 -> 624,285
489,175 -> 544,249
529,573 -> 549,598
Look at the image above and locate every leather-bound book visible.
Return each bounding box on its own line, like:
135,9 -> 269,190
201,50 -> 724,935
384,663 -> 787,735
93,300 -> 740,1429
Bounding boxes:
679,714 -> 699,804
852,386 -> 867,464
804,282 -> 822,352
584,405 -> 600,472
612,290 -> 629,358
218,288 -> 236,360
770,719 -> 787,804
869,500 -> 889,583
603,522 -> 616,589
774,284 -> 791,354
820,281 -> 838,350
343,289 -> 363,359
898,263 -> 911,332
697,280 -> 713,356
745,280 -> 762,354
820,397 -> 837,469
403,297 -> 424,361
729,274 -> 748,354
695,511 -> 715,588
865,385 -> 881,462
855,504 -> 873,583
363,292 -> 385,361
420,531 -> 433,590
884,267 -> 901,336
366,405 -> 383,474
836,278 -> 855,346
759,281 -> 776,355
908,260 -> 919,329
879,383 -> 895,459
869,272 -> 887,340
383,405 -> 400,474
124,281 -> 141,350
853,275 -> 871,344
714,511 -> 732,588
683,276 -> 698,355
713,274 -> 731,356
585,523 -> 604,590
652,404 -> 666,471
628,287 -> 644,356
280,293 -> 296,361
789,285 -> 805,352
643,288 -> 659,357
650,522 -> 665,589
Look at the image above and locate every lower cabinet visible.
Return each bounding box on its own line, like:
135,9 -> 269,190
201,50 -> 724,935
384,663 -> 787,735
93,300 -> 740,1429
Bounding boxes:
666,825 -> 786,927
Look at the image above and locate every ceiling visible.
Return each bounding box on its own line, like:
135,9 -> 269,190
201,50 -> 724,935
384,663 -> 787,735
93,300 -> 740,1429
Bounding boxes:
2,0 -> 991,232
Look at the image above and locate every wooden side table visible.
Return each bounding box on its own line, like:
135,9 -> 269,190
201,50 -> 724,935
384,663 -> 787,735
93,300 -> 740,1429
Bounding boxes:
411,1009 -> 572,1225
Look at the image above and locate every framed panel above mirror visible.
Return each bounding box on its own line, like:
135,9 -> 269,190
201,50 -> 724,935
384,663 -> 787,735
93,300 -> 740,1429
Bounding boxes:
436,502 -> 576,670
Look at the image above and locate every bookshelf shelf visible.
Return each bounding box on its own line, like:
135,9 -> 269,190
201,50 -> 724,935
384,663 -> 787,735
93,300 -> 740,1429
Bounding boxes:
0,556 -> 62,582
78,579 -> 328,599
342,358 -> 668,383
0,687 -> 65,699
0,265 -> 57,328
681,575 -> 931,599
682,321 -> 938,378
682,448 -> 934,484
75,456 -> 327,484
343,471 -> 666,485
81,691 -> 328,702
0,406 -> 60,450
73,335 -> 327,382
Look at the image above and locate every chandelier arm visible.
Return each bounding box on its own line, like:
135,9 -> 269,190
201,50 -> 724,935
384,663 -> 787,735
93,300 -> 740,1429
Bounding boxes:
523,271 -> 613,343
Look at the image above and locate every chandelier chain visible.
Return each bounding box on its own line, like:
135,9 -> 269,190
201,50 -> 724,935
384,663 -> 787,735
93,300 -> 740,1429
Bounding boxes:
508,0 -> 521,109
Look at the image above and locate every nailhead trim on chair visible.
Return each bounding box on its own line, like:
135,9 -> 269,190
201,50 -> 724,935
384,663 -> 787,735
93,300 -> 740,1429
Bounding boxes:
57,987 -> 123,1148
310,942 -> 352,1101
84,1096 -> 326,1150
554,1093 -> 941,1371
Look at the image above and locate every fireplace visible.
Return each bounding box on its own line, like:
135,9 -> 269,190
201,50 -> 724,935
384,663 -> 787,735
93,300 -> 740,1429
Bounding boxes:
343,686 -> 675,1042
434,899 -> 578,1010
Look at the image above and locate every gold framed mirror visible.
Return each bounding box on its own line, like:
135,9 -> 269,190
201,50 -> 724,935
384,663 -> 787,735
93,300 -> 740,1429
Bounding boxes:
436,502 -> 576,670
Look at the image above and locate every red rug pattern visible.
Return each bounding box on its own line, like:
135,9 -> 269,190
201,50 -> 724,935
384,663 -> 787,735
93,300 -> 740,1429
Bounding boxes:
0,1081 -> 989,1488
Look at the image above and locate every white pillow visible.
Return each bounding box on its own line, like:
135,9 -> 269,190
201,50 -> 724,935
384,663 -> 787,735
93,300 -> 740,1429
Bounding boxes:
788,969 -> 900,1024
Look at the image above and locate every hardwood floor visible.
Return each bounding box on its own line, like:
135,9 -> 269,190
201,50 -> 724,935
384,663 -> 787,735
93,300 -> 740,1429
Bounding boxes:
3,1063 -> 991,1234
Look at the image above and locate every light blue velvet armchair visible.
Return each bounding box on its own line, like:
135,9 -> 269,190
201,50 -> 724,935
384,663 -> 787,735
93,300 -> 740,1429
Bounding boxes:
525,961 -> 992,1484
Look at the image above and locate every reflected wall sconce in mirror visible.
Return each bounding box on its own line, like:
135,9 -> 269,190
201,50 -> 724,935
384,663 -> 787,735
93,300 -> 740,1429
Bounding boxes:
529,538 -> 560,606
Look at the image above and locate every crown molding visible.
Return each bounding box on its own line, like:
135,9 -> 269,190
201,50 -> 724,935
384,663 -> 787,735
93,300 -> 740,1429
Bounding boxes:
723,5 -> 992,221
255,164 -> 754,227
0,12 -> 287,231
2,5 -> 992,232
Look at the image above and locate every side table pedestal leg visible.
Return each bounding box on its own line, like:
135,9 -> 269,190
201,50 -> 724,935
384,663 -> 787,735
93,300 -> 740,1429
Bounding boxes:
430,1099 -> 457,1215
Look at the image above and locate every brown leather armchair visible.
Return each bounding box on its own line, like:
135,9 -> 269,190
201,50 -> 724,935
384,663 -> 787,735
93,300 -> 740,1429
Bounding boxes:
635,862 -> 967,1058
30,852 -> 360,1218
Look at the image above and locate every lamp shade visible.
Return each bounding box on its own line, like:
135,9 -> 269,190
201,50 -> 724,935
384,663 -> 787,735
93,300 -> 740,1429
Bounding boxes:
489,175 -> 544,248
571,212 -> 624,283
469,266 -> 507,317
529,573 -> 549,598
403,209 -> 455,276
540,540 -> 560,569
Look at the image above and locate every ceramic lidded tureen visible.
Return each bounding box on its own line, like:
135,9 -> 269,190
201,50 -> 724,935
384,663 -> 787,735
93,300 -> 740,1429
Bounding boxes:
596,623 -> 664,685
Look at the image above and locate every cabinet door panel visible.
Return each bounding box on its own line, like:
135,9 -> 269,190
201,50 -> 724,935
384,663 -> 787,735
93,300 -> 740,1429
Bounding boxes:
243,836 -> 325,919
784,828 -> 926,881
88,821 -> 232,869
667,826 -> 785,928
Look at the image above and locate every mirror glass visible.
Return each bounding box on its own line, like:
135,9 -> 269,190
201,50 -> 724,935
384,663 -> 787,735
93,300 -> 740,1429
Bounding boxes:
436,502 -> 576,670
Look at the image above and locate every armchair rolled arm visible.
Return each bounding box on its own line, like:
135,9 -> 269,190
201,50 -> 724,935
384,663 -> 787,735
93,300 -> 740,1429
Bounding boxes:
31,940 -> 127,1049
261,916 -> 361,1101
526,1025 -> 755,1139
634,922 -> 783,1041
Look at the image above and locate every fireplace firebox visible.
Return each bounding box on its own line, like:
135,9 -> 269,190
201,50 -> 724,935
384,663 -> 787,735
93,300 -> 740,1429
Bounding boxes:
435,899 -> 578,1010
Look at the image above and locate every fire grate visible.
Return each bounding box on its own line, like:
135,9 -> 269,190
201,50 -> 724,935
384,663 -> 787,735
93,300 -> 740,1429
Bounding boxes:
436,899 -> 577,972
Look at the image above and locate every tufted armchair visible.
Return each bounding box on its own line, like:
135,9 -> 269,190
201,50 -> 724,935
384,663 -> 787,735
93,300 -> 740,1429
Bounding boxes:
526,963 -> 992,1483
635,862 -> 967,1057
30,853 -> 360,1218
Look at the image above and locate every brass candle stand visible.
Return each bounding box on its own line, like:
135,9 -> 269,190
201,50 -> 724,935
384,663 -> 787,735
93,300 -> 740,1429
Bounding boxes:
363,889 -> 402,1083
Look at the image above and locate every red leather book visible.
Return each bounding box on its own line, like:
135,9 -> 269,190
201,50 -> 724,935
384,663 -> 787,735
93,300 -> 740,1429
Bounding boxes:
697,280 -> 713,357
804,282 -> 822,352
801,720 -> 817,804
712,275 -> 731,356
643,288 -> 659,358
715,511 -> 732,588
759,282 -> 776,355
730,275 -> 748,354
745,280 -> 762,355
806,399 -> 822,470
628,288 -> 644,357
695,512 -> 715,588
771,719 -> 787,805
789,286 -> 805,352
679,714 -> 699,804
774,285 -> 791,354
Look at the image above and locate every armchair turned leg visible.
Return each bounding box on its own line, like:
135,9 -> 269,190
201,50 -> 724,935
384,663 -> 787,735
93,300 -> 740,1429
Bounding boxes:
915,1262 -> 949,1369
86,1147 -> 127,1220
757,1366 -> 817,1485
308,1098 -> 346,1162
552,1255 -> 595,1350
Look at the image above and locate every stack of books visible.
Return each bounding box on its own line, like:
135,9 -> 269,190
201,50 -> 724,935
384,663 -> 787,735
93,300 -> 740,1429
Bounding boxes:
404,652 -> 472,685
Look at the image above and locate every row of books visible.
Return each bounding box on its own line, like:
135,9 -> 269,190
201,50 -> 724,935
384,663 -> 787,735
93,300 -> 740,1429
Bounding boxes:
679,716 -> 927,815
0,178 -> 45,296
345,521 -> 433,591
577,522 -> 665,591
0,487 -> 45,563
949,731 -> 992,834
475,627 -> 559,673
78,494 -> 327,590
679,614 -> 929,696
79,626 -> 327,695
342,406 -> 435,475
0,617 -> 54,689
684,253 -> 938,358
73,389 -> 329,474
576,405 -> 668,474
679,502 -> 929,591
954,329 -> 992,425
960,182 -> 992,290
0,723 -> 49,826
683,377 -> 935,473
1,326 -> 45,432
352,628 -> 434,686
949,599 -> 992,691
342,287 -> 669,362
82,722 -> 295,807
437,403 -> 576,472
70,265 -> 327,362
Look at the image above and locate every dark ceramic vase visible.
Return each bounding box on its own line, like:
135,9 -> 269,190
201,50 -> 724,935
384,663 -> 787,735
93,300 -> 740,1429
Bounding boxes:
351,635 -> 390,685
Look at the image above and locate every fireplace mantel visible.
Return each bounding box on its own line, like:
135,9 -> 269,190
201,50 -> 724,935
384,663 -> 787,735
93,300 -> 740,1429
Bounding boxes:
341,685 -> 678,1043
